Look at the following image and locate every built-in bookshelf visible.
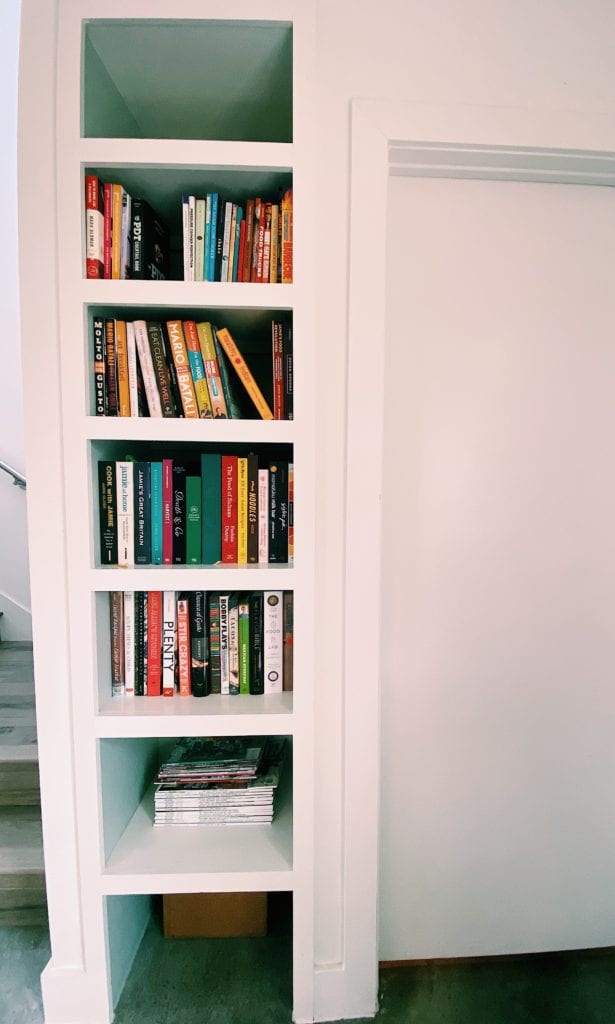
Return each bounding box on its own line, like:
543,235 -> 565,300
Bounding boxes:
20,7 -> 315,1024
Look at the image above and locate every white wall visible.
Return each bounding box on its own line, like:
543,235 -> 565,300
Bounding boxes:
0,0 -> 30,641
313,0 -> 615,974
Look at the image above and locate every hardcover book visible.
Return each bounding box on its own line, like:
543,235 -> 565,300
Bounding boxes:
177,596 -> 191,696
208,593 -> 221,694
147,322 -> 176,417
131,197 -> 169,280
85,174 -> 104,279
98,461 -> 117,565
215,327 -> 273,420
189,591 -> 208,697
162,591 -> 176,697
146,591 -> 163,696
201,453 -> 222,564
166,320 -> 199,418
92,317 -> 106,415
263,591 -> 283,694
134,462 -> 151,565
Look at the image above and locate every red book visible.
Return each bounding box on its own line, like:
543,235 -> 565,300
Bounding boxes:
221,455 -> 238,563
85,175 -> 104,278
272,321 -> 284,420
103,182 -> 113,279
243,198 -> 255,283
146,591 -> 162,696
237,218 -> 246,282
177,597 -> 191,696
162,459 -> 173,565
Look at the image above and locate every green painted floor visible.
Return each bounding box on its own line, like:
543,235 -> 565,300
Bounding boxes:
3,900 -> 615,1024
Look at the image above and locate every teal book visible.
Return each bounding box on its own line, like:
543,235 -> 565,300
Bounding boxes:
150,461 -> 163,564
186,475 -> 201,564
201,453 -> 221,564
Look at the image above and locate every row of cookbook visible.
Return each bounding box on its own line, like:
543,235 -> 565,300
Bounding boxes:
109,590 -> 293,697
99,455 -> 293,566
93,318 -> 293,420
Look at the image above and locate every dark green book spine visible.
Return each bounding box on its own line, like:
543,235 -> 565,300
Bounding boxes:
249,591 -> 264,694
134,462 -> 151,565
186,475 -> 202,564
201,453 -> 221,564
238,594 -> 250,695
172,463 -> 187,564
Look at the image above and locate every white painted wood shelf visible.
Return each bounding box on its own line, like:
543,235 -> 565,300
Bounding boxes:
95,692 -> 294,737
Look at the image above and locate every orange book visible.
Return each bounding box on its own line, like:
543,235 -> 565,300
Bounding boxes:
214,327 -> 273,420
166,320 -> 199,418
281,189 -> 293,284
111,184 -> 123,280
146,591 -> 162,696
114,320 -> 131,416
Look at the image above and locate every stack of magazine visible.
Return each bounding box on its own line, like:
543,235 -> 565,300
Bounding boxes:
154,735 -> 286,826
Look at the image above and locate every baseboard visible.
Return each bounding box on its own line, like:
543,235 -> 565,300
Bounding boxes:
0,593 -> 32,642
379,945 -> 615,969
40,960 -> 111,1024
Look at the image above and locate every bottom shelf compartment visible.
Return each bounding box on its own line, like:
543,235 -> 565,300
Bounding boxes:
106,890 -> 293,1021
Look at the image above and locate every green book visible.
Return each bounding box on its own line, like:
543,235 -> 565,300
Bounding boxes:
201,453 -> 221,564
186,475 -> 201,564
238,593 -> 250,694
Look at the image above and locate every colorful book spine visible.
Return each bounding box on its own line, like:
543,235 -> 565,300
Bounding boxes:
238,594 -> 250,695
219,594 -> 230,694
207,192 -> 219,282
283,591 -> 293,692
126,321 -> 139,417
103,181 -> 113,279
269,203 -> 279,283
111,184 -> 123,280
93,317 -> 106,415
281,188 -> 293,283
183,320 -> 213,418
161,591 -> 176,697
109,591 -> 124,695
115,320 -> 131,416
283,322 -> 293,420
104,319 -> 118,416
133,320 -> 163,417
263,591 -> 284,693
189,591 -> 208,697
134,591 -> 145,696
221,455 -> 238,563
186,476 -> 201,565
247,455 -> 259,564
258,468 -> 269,564
162,458 -> 173,565
150,462 -> 163,564
85,174 -> 104,279
237,457 -> 248,564
228,593 -> 239,695
120,189 -> 131,280
98,461 -> 118,565
272,320 -> 284,420
208,593 -> 221,694
166,320 -> 199,418
177,596 -> 191,696
134,462 -> 151,565
196,322 -> 227,417
215,327 -> 273,419
242,198 -> 255,283
146,591 -> 162,696
288,463 -> 294,564
116,460 -> 134,567
147,322 -> 176,417
201,453 -> 222,564
268,461 -> 288,563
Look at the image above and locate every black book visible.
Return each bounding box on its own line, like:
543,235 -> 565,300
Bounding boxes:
146,322 -> 176,417
134,591 -> 145,696
208,592 -> 221,694
98,461 -> 117,565
283,322 -> 293,421
189,591 -> 209,697
214,195 -> 226,281
104,319 -> 118,416
249,592 -> 264,694
247,454 -> 259,564
92,317 -> 106,415
134,462 -> 151,565
268,461 -> 288,563
161,322 -> 184,417
135,356 -> 149,417
131,197 -> 169,280
172,463 -> 187,564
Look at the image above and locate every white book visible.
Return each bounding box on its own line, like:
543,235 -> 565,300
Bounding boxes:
263,591 -> 283,693
182,194 -> 194,281
194,198 -> 206,282
258,469 -> 269,563
126,321 -> 139,416
204,194 -> 212,281
219,594 -> 230,694
116,461 -> 134,567
162,591 -> 176,697
132,320 -> 162,417
123,591 -> 135,696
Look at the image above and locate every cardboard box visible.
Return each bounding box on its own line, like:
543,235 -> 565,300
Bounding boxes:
163,892 -> 267,938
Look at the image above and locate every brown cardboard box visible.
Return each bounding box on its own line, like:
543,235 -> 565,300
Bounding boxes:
163,892 -> 267,938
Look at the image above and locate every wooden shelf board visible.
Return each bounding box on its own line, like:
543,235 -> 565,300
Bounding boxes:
95,692 -> 294,737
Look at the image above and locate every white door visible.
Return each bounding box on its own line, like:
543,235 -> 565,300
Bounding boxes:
379,174 -> 615,960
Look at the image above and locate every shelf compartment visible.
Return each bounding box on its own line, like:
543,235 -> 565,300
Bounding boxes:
95,693 -> 294,738
99,737 -> 293,896
83,20 -> 293,143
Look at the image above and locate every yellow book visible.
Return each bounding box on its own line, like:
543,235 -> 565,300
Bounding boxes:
183,320 -> 213,418
114,320 -> 131,416
111,184 -> 123,280
196,322 -> 228,418
269,203 -> 279,283
281,189 -> 293,284
214,327 -> 273,420
237,457 -> 248,564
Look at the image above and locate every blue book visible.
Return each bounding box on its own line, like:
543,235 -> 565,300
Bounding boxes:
232,207 -> 243,282
207,193 -> 219,282
204,195 -> 212,281
150,461 -> 163,564
134,462 -> 151,564
201,453 -> 221,564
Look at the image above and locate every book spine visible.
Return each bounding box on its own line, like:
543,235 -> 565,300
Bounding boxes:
212,329 -> 242,420
215,327 -> 273,420
134,462 -> 151,565
263,591 -> 284,693
247,454 -> 259,564
272,321 -> 284,420
254,198 -> 264,282
166,320 -> 199,418
146,591 -> 162,696
111,184 -> 123,280
228,594 -> 239,695
189,591 -> 208,697
116,461 -> 134,567
227,203 -> 238,282
258,468 -> 269,564
172,463 -> 187,565
150,462 -> 163,564
120,189 -> 131,280
162,590 -> 176,697
177,596 -> 191,696
262,202 -> 272,282
238,594 -> 250,695
283,322 -> 293,420
104,319 -> 118,416
196,322 -> 227,417
142,593 -> 148,694
243,198 -> 255,283
194,198 -> 206,281
201,453 -> 222,564
208,193 -> 219,281
221,455 -> 238,564
268,461 -> 288,563
162,459 -> 173,565
182,195 -> 193,281
123,591 -> 135,697
269,203 -> 279,283
281,188 -> 293,283
208,593 -> 221,694
92,317 -> 106,415
288,463 -> 294,564
220,200 -> 233,282
134,591 -> 144,696
98,461 -> 118,565
186,475 -> 201,565
183,320 -> 213,418
115,321 -> 131,416
132,320 -> 163,417
103,181 -> 113,279
237,457 -> 248,564
204,194 -> 212,281
237,215 -> 246,282
85,174 -> 104,278
249,592 -> 263,694
219,594 -> 230,694
109,591 -> 124,696
283,591 -> 293,691
146,322 -> 176,417
125,321 -> 139,417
